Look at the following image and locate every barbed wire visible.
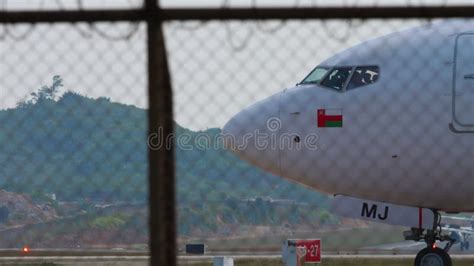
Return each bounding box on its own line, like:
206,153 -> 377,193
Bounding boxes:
53,0 -> 94,39
0,0 -> 141,42
3,25 -> 37,41
0,0 -> 40,41
87,23 -> 141,41
0,0 -> 452,45
221,0 -> 303,52
253,0 -> 289,34
220,0 -> 363,53
77,0 -> 141,41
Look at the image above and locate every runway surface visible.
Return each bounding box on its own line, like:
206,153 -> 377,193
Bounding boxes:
0,242 -> 472,265
0,253 -> 473,265
179,254 -> 474,259
363,239 -> 474,254
0,256 -> 148,265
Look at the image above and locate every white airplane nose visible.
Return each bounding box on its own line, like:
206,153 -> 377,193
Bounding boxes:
222,93 -> 281,176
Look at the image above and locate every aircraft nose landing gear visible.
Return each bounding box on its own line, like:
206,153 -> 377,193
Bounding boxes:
414,247 -> 451,266
405,210 -> 455,266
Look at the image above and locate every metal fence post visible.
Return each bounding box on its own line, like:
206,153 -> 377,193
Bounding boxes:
146,0 -> 176,265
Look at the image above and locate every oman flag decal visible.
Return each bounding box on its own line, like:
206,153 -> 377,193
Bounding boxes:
317,109 -> 343,128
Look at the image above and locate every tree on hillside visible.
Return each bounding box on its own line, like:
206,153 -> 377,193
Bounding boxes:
17,75 -> 64,107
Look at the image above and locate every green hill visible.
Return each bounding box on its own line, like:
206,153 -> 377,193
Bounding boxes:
0,79 -> 331,234
0,91 -> 147,202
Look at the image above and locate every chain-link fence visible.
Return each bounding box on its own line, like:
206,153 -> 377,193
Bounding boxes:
1,3 -> 153,260
170,18 -> 424,249
3,1 -> 474,265
0,21 -> 149,248
168,17 -> 474,264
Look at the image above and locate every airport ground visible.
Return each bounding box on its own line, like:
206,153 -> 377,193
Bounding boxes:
0,257 -> 147,266
2,253 -> 474,265
2,256 -> 474,266
181,225 -> 405,253
0,225 -> 471,265
179,255 -> 474,266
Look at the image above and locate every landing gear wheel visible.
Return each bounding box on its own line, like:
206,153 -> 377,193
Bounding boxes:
466,241 -> 470,250
414,247 -> 452,266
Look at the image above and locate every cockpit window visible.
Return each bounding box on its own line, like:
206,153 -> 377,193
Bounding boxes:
320,67 -> 352,91
347,66 -> 379,90
300,67 -> 329,84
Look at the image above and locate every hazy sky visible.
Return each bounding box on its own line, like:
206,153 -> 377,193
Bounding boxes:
0,0 -> 453,129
